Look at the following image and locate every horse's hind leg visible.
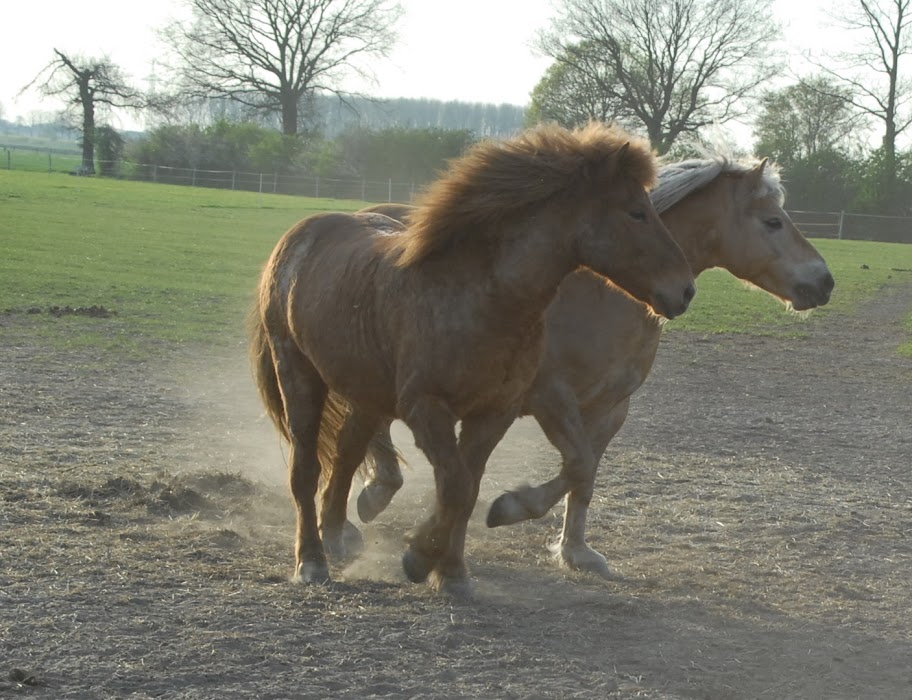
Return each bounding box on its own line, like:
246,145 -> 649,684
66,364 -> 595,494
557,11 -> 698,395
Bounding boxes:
356,419 -> 404,523
554,398 -> 630,578
318,405 -> 381,559
487,380 -> 594,528
273,344 -> 330,583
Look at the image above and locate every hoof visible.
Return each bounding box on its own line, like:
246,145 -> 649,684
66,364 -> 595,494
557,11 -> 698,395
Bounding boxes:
293,560 -> 331,584
402,547 -> 435,583
342,520 -> 364,555
551,541 -> 616,579
322,520 -> 364,559
357,484 -> 397,523
486,491 -> 534,528
429,569 -> 474,599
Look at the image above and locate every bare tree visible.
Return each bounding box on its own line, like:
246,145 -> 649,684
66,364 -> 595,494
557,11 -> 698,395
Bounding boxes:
811,0 -> 912,199
538,0 -> 780,153
162,0 -> 402,136
22,50 -> 143,173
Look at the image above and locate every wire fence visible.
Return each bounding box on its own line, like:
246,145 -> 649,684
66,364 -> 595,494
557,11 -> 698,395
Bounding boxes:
4,144 -> 912,243
788,210 -> 912,244
1,146 -> 418,203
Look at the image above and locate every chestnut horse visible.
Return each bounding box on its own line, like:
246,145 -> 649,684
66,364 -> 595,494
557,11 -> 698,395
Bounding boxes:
250,123 -> 696,595
322,152 -> 834,579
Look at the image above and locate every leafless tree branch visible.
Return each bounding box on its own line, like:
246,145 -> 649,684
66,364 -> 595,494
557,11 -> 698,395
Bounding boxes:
161,0 -> 402,135
537,0 -> 780,153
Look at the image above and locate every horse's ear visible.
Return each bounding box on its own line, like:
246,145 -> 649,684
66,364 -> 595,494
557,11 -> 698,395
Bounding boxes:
601,142 -> 631,178
744,157 -> 769,191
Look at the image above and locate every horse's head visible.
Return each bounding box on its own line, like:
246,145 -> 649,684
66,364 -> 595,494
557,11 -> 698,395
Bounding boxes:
716,159 -> 834,311
573,142 -> 696,320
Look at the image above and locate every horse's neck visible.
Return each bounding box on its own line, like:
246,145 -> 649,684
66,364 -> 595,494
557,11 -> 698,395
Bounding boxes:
660,187 -> 725,275
485,212 -> 576,317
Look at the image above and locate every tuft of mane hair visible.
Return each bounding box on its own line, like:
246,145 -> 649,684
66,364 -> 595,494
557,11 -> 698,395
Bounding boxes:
651,144 -> 785,215
394,121 -> 657,267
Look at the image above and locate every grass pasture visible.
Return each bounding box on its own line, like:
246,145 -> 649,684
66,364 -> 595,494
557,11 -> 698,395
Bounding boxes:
1,170 -> 371,352
2,171 -> 912,698
3,169 -> 912,354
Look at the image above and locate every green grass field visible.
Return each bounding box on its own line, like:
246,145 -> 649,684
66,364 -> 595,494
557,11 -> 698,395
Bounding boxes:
3,170 -> 912,358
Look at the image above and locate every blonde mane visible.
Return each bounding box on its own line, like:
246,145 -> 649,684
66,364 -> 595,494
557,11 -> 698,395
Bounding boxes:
394,122 -> 658,266
651,149 -> 784,215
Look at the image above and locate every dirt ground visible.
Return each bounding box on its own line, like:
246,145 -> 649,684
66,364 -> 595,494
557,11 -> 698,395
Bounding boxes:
2,282 -> 911,700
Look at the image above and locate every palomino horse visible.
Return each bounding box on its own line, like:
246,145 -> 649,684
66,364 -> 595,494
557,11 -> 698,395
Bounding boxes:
250,123 -> 696,594
322,153 -> 834,578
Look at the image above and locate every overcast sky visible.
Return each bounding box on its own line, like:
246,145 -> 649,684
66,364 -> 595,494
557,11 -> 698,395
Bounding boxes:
1,0 -> 832,131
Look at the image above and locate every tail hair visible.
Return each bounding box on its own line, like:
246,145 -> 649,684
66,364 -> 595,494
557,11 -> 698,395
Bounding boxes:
319,391 -> 407,485
249,306 -> 290,443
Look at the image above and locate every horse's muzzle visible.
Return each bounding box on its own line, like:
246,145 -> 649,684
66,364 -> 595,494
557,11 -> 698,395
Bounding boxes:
656,282 -> 696,319
792,272 -> 835,311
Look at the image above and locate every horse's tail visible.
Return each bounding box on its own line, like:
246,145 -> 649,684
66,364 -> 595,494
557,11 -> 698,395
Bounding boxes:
317,390 -> 350,482
249,305 -> 290,443
317,391 -> 407,484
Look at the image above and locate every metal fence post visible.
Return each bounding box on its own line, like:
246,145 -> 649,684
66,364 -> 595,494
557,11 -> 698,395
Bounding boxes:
315,177 -> 320,198
259,173 -> 264,193
838,211 -> 844,240
388,178 -> 392,202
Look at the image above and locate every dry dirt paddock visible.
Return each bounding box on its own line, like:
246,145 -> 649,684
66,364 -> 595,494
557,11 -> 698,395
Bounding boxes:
2,284 -> 911,700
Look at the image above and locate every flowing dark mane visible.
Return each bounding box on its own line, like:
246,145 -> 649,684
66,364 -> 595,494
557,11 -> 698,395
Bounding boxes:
394,122 -> 657,267
650,150 -> 784,215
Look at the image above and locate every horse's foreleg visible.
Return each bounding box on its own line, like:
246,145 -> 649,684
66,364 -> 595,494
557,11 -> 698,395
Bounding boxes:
487,381 -> 594,528
356,419 -> 404,523
399,396 -> 471,592
427,410 -> 517,596
554,397 -> 631,578
274,347 -> 330,584
318,405 -> 380,560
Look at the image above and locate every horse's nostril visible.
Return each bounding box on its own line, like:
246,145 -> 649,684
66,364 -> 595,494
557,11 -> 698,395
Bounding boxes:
683,283 -> 696,305
823,272 -> 835,293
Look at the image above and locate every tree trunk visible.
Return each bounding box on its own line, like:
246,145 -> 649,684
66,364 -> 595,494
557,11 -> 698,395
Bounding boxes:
883,121 -> 897,206
281,94 -> 299,136
80,80 -> 96,174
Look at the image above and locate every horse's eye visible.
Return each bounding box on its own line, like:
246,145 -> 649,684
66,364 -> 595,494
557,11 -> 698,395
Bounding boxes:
765,218 -> 783,230
629,210 -> 647,222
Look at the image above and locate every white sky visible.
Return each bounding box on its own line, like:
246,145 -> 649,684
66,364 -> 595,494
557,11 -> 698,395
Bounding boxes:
0,0 -> 832,131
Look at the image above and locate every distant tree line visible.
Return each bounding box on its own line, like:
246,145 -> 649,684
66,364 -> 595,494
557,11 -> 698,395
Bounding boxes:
18,0 -> 912,215
125,118 -> 475,184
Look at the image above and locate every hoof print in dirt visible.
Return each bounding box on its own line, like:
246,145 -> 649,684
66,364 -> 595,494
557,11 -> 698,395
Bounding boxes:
86,509 -> 112,525
152,485 -> 211,514
8,668 -> 41,687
